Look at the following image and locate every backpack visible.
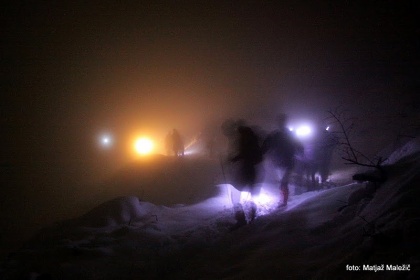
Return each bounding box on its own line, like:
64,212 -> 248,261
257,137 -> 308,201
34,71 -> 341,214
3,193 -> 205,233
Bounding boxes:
263,130 -> 298,163
238,126 -> 263,165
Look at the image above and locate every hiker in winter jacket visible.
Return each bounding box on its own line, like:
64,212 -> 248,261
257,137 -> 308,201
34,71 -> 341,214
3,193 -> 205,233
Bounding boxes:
221,119 -> 263,229
262,114 -> 303,207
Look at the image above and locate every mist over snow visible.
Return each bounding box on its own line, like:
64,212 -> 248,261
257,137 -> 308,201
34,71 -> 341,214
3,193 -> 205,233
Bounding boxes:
1,137 -> 420,280
2,1 -> 419,279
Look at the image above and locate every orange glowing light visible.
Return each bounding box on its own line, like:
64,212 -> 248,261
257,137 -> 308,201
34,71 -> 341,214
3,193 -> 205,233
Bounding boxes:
134,137 -> 154,155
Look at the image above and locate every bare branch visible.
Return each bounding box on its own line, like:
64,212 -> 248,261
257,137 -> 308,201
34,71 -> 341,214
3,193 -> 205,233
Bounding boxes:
328,108 -> 387,181
328,109 -> 358,162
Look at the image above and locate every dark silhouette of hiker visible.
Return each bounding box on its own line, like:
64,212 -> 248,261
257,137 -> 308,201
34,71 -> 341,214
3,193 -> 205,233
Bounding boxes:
303,122 -> 339,188
171,129 -> 184,157
221,119 -> 263,229
262,114 -> 302,207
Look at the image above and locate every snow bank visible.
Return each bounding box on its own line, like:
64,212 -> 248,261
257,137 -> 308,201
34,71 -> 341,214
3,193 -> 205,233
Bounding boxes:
383,136 -> 420,165
1,143 -> 419,279
78,196 -> 157,227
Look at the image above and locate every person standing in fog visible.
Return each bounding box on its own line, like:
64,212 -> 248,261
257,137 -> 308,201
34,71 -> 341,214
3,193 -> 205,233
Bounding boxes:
171,129 -> 184,157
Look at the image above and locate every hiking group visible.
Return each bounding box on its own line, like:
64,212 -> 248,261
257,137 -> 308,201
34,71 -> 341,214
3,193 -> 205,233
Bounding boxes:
221,113 -> 337,229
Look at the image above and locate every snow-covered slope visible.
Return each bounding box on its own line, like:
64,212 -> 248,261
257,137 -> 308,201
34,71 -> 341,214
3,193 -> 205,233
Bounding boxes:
1,144 -> 419,279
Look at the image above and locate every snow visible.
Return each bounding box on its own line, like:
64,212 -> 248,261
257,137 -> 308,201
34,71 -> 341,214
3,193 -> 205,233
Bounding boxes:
383,137 -> 420,165
1,139 -> 419,280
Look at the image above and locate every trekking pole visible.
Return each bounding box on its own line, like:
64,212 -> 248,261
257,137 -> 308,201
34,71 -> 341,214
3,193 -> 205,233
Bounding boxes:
219,153 -> 227,183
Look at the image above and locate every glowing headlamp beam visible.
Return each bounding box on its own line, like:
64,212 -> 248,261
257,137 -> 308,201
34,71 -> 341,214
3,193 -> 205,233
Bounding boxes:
295,125 -> 312,137
99,134 -> 113,148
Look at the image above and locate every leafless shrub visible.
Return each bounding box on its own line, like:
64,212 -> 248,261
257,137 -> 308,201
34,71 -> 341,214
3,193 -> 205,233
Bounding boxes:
327,108 -> 387,182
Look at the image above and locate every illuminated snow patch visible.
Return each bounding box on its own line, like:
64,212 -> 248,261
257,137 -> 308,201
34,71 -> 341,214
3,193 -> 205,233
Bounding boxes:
240,186 -> 279,217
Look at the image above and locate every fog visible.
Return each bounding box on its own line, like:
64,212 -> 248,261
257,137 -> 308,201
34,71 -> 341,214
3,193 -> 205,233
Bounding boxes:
1,1 -> 418,258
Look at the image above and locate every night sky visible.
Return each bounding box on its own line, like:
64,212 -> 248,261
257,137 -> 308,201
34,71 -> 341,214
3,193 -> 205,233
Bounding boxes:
2,1 -> 419,179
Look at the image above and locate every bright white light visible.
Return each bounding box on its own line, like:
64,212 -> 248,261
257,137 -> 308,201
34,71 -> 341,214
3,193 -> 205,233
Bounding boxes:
183,148 -> 197,156
239,187 -> 278,217
326,126 -> 330,131
295,125 -> 312,138
254,191 -> 276,205
134,137 -> 154,155
99,134 -> 113,148
288,126 -> 294,132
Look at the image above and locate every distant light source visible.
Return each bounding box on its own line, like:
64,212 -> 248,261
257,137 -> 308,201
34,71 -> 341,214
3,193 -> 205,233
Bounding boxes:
99,134 -> 113,148
183,148 -> 196,156
295,125 -> 312,138
134,137 -> 154,155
